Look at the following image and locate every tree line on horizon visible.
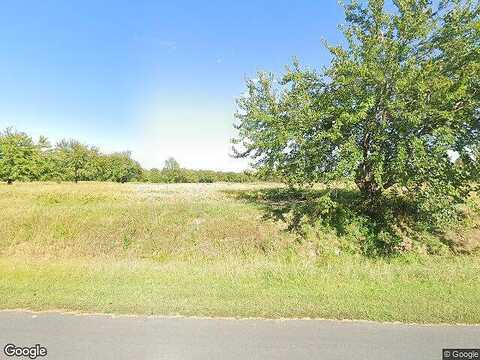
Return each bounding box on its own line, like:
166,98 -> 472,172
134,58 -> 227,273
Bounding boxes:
0,128 -> 255,184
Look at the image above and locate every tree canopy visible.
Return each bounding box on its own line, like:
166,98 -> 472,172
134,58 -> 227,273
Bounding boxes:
233,0 -> 479,215
0,129 -> 254,184
0,128 -> 39,184
55,139 -> 100,183
0,131 -> 143,184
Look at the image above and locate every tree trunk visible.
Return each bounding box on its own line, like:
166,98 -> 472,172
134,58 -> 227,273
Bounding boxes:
6,179 -> 13,185
356,129 -> 382,199
355,162 -> 381,199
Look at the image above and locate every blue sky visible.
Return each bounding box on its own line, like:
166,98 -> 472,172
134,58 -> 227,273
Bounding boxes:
0,0 -> 345,170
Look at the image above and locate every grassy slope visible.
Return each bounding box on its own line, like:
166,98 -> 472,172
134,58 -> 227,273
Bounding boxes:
1,182 -> 479,323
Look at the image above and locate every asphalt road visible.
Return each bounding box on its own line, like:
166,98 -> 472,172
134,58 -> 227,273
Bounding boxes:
0,311 -> 478,360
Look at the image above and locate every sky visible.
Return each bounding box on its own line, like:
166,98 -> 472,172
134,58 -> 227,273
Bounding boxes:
0,0 -> 345,171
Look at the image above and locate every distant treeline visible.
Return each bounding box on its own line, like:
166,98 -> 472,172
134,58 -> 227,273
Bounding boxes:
0,128 -> 257,184
143,157 -> 254,183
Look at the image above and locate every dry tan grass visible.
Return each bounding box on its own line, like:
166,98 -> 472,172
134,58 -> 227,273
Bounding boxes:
0,182 -> 293,260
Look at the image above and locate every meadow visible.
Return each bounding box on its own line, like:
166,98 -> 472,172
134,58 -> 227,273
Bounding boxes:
1,182 -> 479,323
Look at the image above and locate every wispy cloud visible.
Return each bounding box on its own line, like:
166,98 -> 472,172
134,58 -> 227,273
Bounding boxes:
158,40 -> 177,52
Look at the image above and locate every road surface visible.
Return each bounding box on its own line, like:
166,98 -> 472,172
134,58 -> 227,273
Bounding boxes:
0,311 -> 478,359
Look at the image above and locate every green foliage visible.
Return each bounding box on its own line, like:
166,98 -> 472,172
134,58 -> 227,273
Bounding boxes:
0,128 -> 40,184
0,130 -> 255,184
97,152 -> 143,183
142,158 -> 255,183
35,136 -> 57,181
233,0 -> 480,220
236,185 -> 470,256
0,129 -> 143,184
161,157 -> 188,183
54,139 -> 100,182
163,157 -> 180,171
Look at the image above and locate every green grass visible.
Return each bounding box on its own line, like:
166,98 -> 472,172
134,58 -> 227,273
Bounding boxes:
2,256 -> 479,323
1,182 -> 479,323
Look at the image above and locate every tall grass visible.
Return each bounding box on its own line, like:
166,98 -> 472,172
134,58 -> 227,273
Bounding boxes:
0,182 -> 292,260
1,182 -> 479,323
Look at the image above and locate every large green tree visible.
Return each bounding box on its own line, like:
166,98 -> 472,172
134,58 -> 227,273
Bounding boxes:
99,152 -> 143,183
0,128 -> 39,184
54,139 -> 100,182
162,157 -> 188,183
233,0 -> 479,213
35,135 -> 58,181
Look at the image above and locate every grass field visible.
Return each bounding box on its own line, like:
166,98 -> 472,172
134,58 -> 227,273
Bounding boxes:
1,182 -> 479,323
